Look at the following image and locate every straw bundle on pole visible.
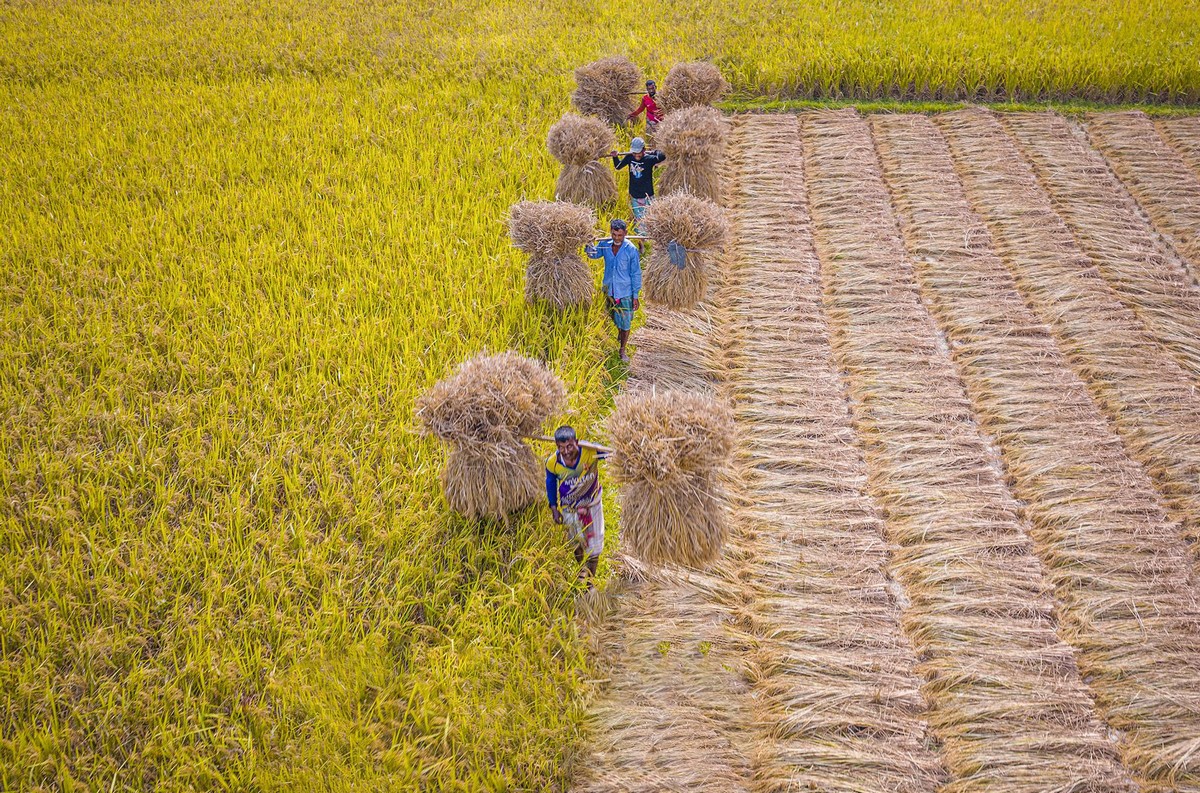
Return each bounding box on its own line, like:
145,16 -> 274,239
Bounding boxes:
572,56 -> 643,127
655,106 -> 729,203
658,62 -> 729,112
508,200 -> 596,309
607,389 -> 734,567
416,352 -> 566,519
639,193 -> 728,309
547,113 -> 619,208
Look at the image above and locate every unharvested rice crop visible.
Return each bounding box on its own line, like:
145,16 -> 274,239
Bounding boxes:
572,56 -> 643,126
547,113 -> 619,207
658,61 -> 730,111
655,106 -> 730,202
607,389 -> 734,566
509,200 -> 597,308
639,193 -> 729,308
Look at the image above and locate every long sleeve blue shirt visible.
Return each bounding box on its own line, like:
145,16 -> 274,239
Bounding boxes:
587,239 -> 642,300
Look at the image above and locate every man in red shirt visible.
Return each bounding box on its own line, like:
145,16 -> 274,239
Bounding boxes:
628,80 -> 662,134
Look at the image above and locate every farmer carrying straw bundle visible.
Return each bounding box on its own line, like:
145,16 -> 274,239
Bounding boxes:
627,79 -> 663,134
544,425 -> 613,585
548,113 -> 619,208
509,200 -> 597,309
416,352 -> 566,519
572,56 -> 643,127
640,193 -> 728,309
607,389 -> 735,567
655,106 -> 730,203
610,136 -> 666,236
586,218 -> 642,363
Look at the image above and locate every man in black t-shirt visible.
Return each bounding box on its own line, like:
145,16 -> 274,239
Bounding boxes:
610,137 -> 666,235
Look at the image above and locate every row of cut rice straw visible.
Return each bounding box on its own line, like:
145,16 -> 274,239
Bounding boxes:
1086,112 -> 1200,288
576,143 -> 756,793
720,113 -> 947,793
803,108 -> 1132,793
1158,115 -> 1200,182
1003,111 -> 1200,383
938,108 -> 1200,587
877,108 -> 1200,789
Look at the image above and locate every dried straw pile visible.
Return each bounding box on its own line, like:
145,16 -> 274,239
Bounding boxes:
656,106 -> 729,203
607,390 -> 734,566
572,56 -> 643,127
640,193 -> 728,309
547,113 -> 618,208
508,200 -> 596,309
658,61 -> 729,112
416,352 -> 565,519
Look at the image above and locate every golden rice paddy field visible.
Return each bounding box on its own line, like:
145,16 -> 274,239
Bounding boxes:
3,1 -> 1200,791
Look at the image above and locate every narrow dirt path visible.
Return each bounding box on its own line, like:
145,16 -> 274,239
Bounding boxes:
874,111 -> 1200,791
800,108 -> 1133,793
1001,112 -> 1200,382
576,295 -> 755,792
935,108 -> 1200,583
1086,112 -> 1200,285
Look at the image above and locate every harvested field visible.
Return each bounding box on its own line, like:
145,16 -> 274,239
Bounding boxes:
872,111 -> 1200,790
1086,113 -> 1200,286
933,109 -> 1200,579
802,109 -> 1130,793
1159,117 -> 1200,177
581,106 -> 1200,793
1002,112 -> 1200,382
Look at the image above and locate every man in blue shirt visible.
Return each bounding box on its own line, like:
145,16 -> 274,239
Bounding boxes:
586,219 -> 642,363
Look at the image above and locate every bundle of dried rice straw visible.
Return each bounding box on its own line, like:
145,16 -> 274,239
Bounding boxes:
640,193 -> 728,309
572,56 -> 643,126
416,352 -> 566,519
658,61 -> 729,112
607,389 -> 735,566
547,113 -> 618,208
509,200 -> 596,309
655,106 -> 729,203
